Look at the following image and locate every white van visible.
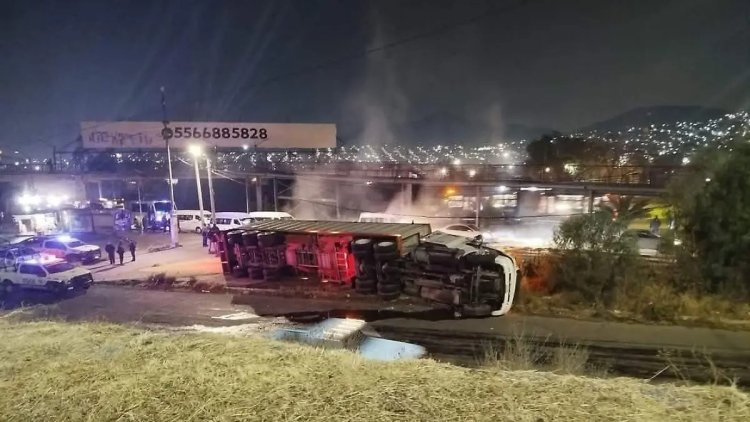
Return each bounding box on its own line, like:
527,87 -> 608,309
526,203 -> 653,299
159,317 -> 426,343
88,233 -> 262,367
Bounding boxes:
213,211 -> 295,231
175,210 -> 211,233
358,212 -> 430,225
244,211 -> 294,223
213,212 -> 252,231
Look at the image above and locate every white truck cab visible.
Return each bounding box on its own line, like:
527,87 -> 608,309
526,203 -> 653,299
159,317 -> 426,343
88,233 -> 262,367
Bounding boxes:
1,259 -> 94,295
37,236 -> 102,263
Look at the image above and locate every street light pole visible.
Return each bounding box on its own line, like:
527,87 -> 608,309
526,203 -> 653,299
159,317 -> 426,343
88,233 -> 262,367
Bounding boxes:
190,150 -> 206,230
206,148 -> 216,218
160,86 -> 179,247
137,179 -> 144,234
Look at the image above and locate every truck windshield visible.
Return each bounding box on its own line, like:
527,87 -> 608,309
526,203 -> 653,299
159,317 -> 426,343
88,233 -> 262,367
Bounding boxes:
45,262 -> 75,273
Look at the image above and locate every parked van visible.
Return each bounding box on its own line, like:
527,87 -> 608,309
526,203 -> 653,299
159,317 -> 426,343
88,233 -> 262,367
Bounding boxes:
175,210 -> 211,233
212,211 -> 295,231
244,211 -> 294,223
357,212 -> 430,225
212,212 -> 252,231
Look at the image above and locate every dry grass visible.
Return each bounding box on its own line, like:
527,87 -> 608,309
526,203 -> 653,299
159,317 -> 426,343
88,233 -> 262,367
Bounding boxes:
612,281 -> 750,328
0,319 -> 748,421
482,335 -> 601,377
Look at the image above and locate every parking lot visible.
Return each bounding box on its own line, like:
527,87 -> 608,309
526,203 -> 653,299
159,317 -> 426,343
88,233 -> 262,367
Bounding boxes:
1,230 -> 223,283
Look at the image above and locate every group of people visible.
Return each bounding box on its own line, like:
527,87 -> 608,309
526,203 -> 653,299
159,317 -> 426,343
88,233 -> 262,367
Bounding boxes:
104,239 -> 136,265
202,224 -> 221,253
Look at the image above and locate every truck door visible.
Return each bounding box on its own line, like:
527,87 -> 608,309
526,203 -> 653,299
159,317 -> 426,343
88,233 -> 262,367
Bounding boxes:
18,264 -> 46,288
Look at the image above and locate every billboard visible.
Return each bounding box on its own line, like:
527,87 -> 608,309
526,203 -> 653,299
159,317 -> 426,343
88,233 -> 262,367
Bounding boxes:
81,121 -> 336,149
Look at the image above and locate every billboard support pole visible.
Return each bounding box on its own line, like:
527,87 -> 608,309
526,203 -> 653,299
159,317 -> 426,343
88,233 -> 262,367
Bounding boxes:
206,154 -> 216,218
160,87 -> 179,247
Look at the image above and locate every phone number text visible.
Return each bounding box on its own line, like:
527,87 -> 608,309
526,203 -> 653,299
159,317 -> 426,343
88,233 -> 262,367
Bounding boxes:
173,126 -> 268,140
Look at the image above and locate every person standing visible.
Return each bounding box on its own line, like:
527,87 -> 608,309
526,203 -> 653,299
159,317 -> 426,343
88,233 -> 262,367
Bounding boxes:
105,242 -> 116,265
650,216 -> 661,235
116,242 -> 125,265
208,224 -> 221,254
128,239 -> 137,262
202,226 -> 209,248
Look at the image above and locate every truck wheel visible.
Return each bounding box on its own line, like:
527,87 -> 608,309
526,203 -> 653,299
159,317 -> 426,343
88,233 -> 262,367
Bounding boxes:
375,251 -> 399,262
377,282 -> 401,295
45,281 -> 65,296
242,232 -> 259,247
373,241 -> 397,254
378,287 -> 401,300
67,254 -> 81,264
351,239 -> 373,253
194,226 -> 202,234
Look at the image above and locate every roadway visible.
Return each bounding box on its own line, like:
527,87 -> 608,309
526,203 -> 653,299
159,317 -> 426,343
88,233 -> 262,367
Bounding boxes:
9,284 -> 750,356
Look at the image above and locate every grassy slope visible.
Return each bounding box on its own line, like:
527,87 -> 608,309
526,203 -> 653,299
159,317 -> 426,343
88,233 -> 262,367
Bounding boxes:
0,320 -> 748,422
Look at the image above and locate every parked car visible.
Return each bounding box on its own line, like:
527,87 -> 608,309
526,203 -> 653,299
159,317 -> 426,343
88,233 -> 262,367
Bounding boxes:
21,235 -> 102,263
436,223 -> 494,241
632,230 -> 660,257
0,246 -> 45,267
1,259 -> 93,296
0,235 -> 34,246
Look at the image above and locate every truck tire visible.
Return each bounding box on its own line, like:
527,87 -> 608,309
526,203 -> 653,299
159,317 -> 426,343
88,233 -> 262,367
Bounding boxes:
242,232 -> 259,247
377,282 -> 401,295
45,281 -> 65,296
373,241 -> 397,254
378,285 -> 401,300
351,239 -> 373,254
378,263 -> 401,285
355,278 -> 376,293
194,226 -> 203,233
374,250 -> 399,262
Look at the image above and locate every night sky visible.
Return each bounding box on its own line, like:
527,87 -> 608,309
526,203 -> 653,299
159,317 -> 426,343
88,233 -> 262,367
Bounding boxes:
1,0 -> 749,153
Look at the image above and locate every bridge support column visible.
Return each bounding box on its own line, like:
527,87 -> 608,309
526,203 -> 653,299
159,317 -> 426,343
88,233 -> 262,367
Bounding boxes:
587,189 -> 594,213
97,181 -> 104,199
256,177 -> 263,211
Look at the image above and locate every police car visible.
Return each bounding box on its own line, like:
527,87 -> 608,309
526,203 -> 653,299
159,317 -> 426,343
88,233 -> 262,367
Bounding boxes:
1,258 -> 94,296
21,235 -> 102,263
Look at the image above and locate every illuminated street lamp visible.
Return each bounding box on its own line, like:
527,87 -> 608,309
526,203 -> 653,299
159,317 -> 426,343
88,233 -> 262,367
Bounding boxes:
189,144 -> 216,223
189,145 -> 207,231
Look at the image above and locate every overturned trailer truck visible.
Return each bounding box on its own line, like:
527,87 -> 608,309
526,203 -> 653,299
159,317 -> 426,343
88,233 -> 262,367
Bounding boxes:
219,220 -> 520,317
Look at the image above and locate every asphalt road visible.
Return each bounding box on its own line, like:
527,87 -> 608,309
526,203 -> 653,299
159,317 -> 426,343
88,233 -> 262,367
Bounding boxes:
7,285 -> 750,357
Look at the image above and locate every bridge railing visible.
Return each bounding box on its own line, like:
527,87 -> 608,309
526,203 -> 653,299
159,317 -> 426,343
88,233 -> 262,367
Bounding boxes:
0,160 -> 685,187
